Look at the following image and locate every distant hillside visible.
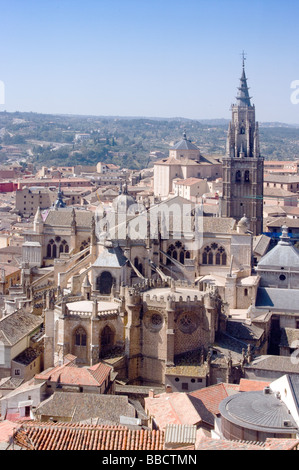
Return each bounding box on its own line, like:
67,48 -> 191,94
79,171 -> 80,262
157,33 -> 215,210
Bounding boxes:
1,111 -> 299,170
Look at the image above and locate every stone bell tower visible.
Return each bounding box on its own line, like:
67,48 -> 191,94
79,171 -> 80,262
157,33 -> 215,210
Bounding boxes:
221,54 -> 264,236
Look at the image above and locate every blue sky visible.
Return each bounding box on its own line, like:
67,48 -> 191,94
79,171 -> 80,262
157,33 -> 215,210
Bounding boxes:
1,0 -> 299,123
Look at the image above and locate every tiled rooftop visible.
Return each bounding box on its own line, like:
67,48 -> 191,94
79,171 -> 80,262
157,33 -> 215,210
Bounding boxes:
34,359 -> 112,387
13,422 -> 165,451
145,392 -> 202,430
0,310 -> 43,346
35,392 -> 136,424
239,379 -> 271,392
188,383 -> 240,427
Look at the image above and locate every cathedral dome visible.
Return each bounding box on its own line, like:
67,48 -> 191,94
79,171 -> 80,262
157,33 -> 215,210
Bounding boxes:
171,131 -> 199,151
257,226 -> 299,269
112,182 -> 136,214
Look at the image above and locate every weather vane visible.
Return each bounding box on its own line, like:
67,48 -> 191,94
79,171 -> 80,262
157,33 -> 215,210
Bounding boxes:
241,50 -> 247,68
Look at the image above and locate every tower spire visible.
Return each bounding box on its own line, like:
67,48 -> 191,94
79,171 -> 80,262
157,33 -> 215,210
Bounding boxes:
221,55 -> 264,236
236,51 -> 252,107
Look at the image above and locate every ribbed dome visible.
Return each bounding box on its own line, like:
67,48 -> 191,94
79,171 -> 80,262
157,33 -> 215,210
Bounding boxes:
171,131 -> 199,151
258,226 -> 299,269
112,182 -> 136,214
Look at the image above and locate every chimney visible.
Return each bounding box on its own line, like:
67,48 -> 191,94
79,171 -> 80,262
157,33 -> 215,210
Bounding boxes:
148,389 -> 155,399
165,385 -> 173,394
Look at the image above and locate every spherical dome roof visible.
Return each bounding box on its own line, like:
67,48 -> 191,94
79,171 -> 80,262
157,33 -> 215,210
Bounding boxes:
112,182 -> 136,214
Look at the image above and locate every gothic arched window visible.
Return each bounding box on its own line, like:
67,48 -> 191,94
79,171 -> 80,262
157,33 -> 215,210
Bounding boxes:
202,245 -> 227,267
47,244 -> 52,258
47,239 -> 57,259
80,240 -> 90,252
244,170 -> 250,183
74,327 -> 87,347
167,243 -> 190,265
59,240 -> 69,254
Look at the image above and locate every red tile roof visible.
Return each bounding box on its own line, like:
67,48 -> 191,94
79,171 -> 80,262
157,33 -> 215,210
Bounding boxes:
0,420 -> 21,444
189,383 -> 240,418
196,437 -> 265,450
13,423 -> 165,451
34,360 -> 112,388
5,413 -> 32,423
144,392 -> 202,430
145,384 -> 241,431
264,438 -> 299,450
88,362 -> 113,385
239,379 -> 271,392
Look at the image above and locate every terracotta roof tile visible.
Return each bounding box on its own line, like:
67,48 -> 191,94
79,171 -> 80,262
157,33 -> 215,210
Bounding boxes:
144,392 -> 202,430
189,383 -> 240,419
34,360 -> 111,387
13,423 -> 165,451
239,379 -> 271,392
0,420 -> 21,444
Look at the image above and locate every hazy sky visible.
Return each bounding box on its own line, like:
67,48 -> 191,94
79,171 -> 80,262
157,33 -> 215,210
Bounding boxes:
1,0 -> 299,123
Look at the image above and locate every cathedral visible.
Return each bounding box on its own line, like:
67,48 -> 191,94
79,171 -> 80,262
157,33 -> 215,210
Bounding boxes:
18,58 -> 266,388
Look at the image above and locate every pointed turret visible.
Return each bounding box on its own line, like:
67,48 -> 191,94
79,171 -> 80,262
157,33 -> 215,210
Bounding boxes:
236,61 -> 252,107
53,183 -> 66,210
82,273 -> 92,300
34,206 -> 44,234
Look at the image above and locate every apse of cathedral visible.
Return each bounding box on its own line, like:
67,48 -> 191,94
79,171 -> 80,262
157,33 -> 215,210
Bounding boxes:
18,59 -> 266,388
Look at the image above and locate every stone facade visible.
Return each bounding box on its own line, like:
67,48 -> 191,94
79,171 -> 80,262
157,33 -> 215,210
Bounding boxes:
44,282 -> 222,386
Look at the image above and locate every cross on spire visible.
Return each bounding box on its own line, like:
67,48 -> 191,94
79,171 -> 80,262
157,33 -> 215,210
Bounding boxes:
241,50 -> 247,69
